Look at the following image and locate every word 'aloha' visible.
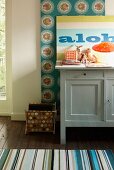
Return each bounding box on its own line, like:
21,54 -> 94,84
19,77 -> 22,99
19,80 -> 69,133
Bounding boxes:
59,34 -> 114,43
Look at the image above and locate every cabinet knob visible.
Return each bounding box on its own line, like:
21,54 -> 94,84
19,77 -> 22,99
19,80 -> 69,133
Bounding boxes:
107,99 -> 111,104
83,73 -> 86,76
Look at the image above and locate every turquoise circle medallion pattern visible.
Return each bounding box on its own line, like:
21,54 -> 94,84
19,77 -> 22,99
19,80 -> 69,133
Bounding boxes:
92,0 -> 105,14
74,0 -> 89,14
57,0 -> 72,14
41,0 -> 54,14
41,30 -> 54,44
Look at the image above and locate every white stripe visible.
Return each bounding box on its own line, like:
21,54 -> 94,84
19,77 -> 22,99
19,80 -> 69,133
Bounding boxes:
34,149 -> 45,170
80,150 -> 85,170
68,150 -> 75,170
53,150 -> 59,170
97,150 -> 109,170
60,150 -> 67,170
82,150 -> 91,170
95,150 -> 103,170
102,150 -> 113,170
57,22 -> 114,29
43,150 -> 50,170
20,149 -> 36,170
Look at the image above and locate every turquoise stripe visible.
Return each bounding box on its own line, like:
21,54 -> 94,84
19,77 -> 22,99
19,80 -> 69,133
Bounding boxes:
74,150 -> 83,170
73,151 -> 78,170
89,150 -> 101,170
105,150 -> 114,168
0,149 -> 10,170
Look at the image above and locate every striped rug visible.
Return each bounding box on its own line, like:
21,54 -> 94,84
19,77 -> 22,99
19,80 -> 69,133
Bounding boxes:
0,149 -> 114,170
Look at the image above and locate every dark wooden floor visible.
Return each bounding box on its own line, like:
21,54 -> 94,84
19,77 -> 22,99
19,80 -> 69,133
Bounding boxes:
0,116 -> 114,150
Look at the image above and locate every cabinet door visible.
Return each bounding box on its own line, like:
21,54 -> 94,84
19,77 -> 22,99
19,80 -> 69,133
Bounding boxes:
65,79 -> 103,121
106,80 -> 114,121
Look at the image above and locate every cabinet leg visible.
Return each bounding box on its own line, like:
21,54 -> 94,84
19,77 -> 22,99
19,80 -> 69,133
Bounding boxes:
60,126 -> 66,144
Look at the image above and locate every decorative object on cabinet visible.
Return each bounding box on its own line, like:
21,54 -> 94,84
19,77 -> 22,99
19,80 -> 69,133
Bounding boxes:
25,103 -> 57,134
65,50 -> 76,60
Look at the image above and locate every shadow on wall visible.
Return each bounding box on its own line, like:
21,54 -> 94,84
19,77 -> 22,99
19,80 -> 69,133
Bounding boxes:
12,69 -> 41,120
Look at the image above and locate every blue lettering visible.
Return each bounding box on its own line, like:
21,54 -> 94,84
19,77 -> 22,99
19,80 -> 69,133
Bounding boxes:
58,34 -> 114,43
101,33 -> 114,42
76,34 -> 85,42
86,36 -> 100,42
59,36 -> 75,43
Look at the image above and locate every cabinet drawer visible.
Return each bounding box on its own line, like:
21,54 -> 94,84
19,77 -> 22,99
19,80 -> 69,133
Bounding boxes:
104,70 -> 114,78
65,70 -> 103,79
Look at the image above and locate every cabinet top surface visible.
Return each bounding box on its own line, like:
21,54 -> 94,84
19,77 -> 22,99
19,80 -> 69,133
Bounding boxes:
55,62 -> 114,70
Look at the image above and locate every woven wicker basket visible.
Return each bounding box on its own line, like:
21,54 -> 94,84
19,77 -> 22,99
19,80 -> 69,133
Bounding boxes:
25,103 -> 57,134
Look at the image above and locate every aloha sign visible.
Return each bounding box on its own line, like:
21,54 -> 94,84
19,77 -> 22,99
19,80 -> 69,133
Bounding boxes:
56,16 -> 114,61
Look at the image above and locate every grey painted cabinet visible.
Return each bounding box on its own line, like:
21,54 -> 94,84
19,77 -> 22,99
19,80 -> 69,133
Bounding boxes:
59,69 -> 114,144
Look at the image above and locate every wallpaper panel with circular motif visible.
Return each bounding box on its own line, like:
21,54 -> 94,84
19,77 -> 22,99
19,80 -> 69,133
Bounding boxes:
40,0 -> 105,105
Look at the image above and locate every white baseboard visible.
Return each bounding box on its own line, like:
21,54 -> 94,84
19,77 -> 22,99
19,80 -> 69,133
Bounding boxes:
11,112 -> 26,121
0,112 -> 11,116
11,113 -> 60,122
